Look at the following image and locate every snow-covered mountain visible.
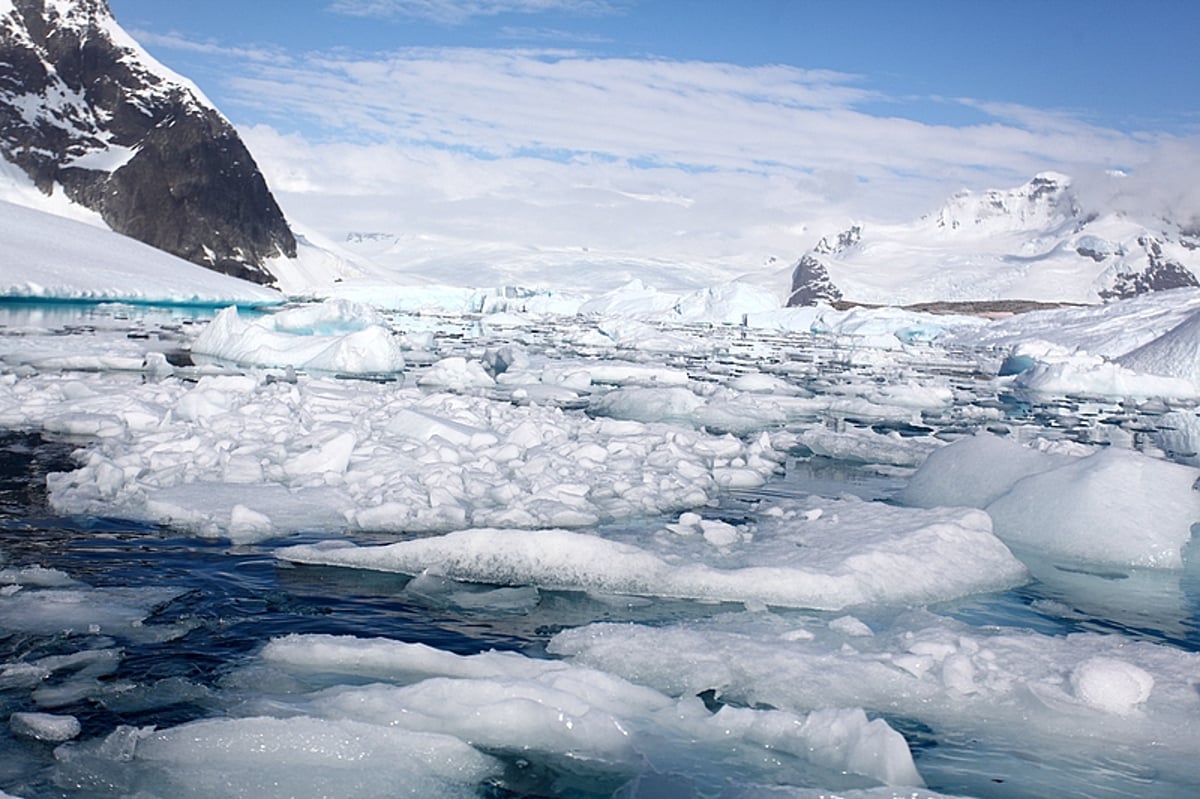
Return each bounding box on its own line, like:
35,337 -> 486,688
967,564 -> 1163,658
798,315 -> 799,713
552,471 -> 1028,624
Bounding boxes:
787,173 -> 1200,308
0,0 -> 295,284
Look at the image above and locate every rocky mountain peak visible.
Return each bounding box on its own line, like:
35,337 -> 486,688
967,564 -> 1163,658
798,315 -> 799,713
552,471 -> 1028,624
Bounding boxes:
0,0 -> 295,285
929,171 -> 1080,234
813,224 -> 861,256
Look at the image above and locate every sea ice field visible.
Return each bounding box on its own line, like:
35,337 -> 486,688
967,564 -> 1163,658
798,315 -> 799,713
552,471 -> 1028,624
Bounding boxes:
0,291 -> 1199,798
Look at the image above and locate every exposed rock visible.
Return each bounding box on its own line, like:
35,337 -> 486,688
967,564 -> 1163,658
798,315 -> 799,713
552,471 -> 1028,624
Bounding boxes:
813,224 -> 861,255
786,253 -> 843,307
0,0 -> 295,284
1097,235 -> 1200,301
1075,234 -> 1120,263
929,172 -> 1079,233
1180,221 -> 1199,251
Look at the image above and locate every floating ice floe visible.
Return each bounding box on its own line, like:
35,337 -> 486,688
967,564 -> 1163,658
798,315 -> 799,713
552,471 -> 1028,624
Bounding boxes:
548,611 -> 1200,793
190,301 -> 405,375
9,711 -> 81,742
0,371 -> 781,541
0,575 -> 185,638
52,718 -> 502,799
214,633 -> 920,793
1009,351 -> 1199,399
278,495 -> 1027,610
901,433 -> 1200,568
588,385 -> 789,435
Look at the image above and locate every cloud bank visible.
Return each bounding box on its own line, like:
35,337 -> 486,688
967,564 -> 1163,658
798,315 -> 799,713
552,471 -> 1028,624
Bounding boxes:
138,33 -> 1200,288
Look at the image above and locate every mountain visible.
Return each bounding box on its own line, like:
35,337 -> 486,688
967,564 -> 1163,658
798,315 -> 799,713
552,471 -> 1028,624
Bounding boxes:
787,173 -> 1200,308
0,0 -> 295,285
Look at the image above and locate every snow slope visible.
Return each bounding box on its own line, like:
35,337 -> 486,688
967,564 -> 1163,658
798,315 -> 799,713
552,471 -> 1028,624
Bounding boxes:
0,199 -> 282,305
787,173 -> 1200,307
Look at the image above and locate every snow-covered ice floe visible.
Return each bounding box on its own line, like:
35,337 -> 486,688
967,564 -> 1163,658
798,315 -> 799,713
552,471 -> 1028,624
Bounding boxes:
278,495 -> 1027,610
901,433 -> 1200,568
0,370 -> 781,541
53,631 -> 923,797
190,300 -> 405,375
548,610 -> 1200,793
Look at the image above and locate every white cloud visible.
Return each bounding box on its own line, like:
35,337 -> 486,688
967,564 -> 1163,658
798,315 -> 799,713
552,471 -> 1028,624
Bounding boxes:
326,0 -> 619,24
138,32 -> 1189,288
221,47 -> 1153,193
128,29 -> 290,64
1071,138 -> 1200,227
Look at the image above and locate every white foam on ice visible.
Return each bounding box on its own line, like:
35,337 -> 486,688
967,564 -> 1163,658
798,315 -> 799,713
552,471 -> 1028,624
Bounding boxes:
278,495 -> 1027,610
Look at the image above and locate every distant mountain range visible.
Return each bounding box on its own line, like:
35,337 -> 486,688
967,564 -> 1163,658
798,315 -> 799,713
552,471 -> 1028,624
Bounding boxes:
787,173 -> 1200,308
0,0 -> 294,285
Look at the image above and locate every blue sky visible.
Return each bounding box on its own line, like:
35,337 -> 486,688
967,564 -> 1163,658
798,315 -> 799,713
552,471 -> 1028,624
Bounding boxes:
109,0 -> 1200,135
105,0 -> 1200,276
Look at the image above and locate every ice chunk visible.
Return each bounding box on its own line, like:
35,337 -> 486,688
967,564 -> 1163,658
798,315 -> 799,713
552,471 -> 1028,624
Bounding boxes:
589,386 -> 704,425
10,711 -> 81,741
191,304 -> 405,375
801,424 -> 941,467
904,435 -> 1200,568
255,633 -> 922,790
278,495 -> 1026,610
416,356 -> 496,389
549,612 -> 1200,790
267,299 -> 387,335
899,433 -> 1073,509
986,447 -> 1200,567
53,717 -> 502,799
0,585 -> 182,636
1070,657 -> 1154,716
1013,355 -> 1197,399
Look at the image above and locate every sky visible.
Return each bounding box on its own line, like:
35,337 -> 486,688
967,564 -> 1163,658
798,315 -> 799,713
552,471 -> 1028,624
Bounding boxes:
105,0 -> 1200,287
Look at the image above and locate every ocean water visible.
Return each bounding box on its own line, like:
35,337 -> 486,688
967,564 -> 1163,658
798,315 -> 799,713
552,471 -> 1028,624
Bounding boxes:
0,302 -> 1198,798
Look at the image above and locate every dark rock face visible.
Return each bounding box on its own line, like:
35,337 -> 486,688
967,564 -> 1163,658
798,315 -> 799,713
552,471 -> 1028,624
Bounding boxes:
786,254 -> 843,307
813,224 -> 861,256
1097,235 -> 1200,301
786,225 -> 857,306
0,0 -> 295,284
